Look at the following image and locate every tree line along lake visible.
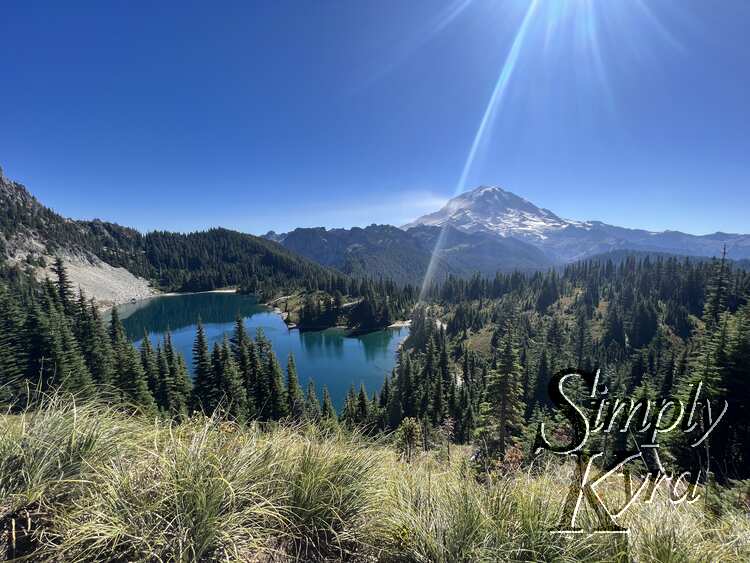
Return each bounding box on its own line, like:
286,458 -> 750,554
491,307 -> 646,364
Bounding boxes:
118,291 -> 409,410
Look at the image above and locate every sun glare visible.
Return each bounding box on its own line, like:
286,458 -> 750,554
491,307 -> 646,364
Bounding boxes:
416,0 -> 685,301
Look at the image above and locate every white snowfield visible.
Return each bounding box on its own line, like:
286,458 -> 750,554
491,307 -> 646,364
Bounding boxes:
402,185 -> 592,241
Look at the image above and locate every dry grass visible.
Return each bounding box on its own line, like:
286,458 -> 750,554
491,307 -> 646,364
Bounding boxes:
1,398 -> 748,562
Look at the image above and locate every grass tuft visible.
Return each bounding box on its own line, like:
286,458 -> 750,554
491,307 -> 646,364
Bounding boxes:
2,398 -> 749,562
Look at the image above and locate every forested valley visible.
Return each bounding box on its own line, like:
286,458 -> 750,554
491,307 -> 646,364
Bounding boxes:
2,251 -> 750,561
3,251 -> 749,478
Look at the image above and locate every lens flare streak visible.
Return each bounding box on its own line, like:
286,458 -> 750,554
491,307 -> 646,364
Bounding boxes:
419,0 -> 540,300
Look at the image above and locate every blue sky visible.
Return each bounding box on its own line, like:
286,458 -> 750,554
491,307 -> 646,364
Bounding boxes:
1,0 -> 748,235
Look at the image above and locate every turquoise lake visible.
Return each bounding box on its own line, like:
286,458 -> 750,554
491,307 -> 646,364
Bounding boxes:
118,292 -> 408,410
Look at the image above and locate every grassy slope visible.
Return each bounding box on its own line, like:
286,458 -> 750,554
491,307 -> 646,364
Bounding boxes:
2,399 -> 749,562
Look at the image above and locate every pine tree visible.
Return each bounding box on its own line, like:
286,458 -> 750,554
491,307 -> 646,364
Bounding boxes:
304,378 -> 321,421
192,320 -> 215,412
51,256 -> 74,315
286,353 -> 304,421
216,338 -> 247,422
76,292 -> 114,387
140,334 -> 160,398
109,306 -> 155,413
484,323 -> 525,456
357,383 -> 370,426
321,385 -> 338,423
267,351 -> 288,420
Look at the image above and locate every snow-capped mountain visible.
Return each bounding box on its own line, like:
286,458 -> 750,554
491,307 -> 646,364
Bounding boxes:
404,186 -> 750,262
402,186 -> 586,241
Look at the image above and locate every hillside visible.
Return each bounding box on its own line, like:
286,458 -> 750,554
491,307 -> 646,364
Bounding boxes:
272,224 -> 450,285
268,224 -> 552,285
0,167 -> 351,305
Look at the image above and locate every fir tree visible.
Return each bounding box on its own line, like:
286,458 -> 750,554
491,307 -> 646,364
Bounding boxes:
340,385 -> 358,428
357,383 -> 370,426
51,256 -> 74,315
286,353 -> 304,421
217,338 -> 247,422
238,339 -> 257,420
304,378 -> 322,421
107,305 -> 155,413
155,344 -> 171,412
192,320 -> 214,412
77,293 -> 114,387
230,316 -> 249,360
170,353 -> 192,419
267,351 -> 288,420
484,323 -> 525,456
140,334 -> 160,398
321,385 -> 338,424
117,343 -> 156,414
0,288 -> 24,403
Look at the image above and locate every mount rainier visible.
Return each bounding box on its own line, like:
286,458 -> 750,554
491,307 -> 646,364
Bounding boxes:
403,185 -> 750,263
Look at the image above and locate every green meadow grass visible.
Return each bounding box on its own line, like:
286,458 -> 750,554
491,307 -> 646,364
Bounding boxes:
1,397 -> 748,562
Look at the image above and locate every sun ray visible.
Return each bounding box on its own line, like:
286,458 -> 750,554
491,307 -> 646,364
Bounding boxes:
419,0 -> 541,301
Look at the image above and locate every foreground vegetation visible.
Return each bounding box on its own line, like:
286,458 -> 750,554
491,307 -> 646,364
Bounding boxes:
2,396 -> 748,562
2,243 -> 749,561
0,258 -> 411,423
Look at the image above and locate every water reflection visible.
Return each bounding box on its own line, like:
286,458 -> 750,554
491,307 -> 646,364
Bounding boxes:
120,292 -> 264,336
299,329 -> 345,359
122,293 -> 409,410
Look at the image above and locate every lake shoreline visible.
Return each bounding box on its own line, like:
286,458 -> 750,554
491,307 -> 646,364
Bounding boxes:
121,291 -> 410,410
107,287 -> 240,311
121,289 -> 410,341
263,292 -> 411,336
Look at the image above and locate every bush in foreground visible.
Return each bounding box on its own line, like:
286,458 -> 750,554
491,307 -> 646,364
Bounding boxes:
1,397 -> 749,562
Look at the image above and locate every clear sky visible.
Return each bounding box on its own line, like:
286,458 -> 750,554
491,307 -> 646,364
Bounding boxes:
1,1 -> 748,235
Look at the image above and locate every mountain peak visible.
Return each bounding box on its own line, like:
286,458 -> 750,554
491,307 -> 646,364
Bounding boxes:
0,168 -> 39,211
403,185 -> 572,240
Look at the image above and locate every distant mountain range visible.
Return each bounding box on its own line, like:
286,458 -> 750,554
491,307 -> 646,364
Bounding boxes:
2,164 -> 747,294
267,224 -> 551,285
266,185 -> 750,284
404,185 -> 750,263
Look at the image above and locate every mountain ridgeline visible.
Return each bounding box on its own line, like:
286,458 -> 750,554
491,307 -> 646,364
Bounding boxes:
3,167 -> 749,294
268,224 -> 551,285
0,167 -> 357,298
266,185 -> 750,284
404,185 -> 750,262
2,167 -> 750,561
